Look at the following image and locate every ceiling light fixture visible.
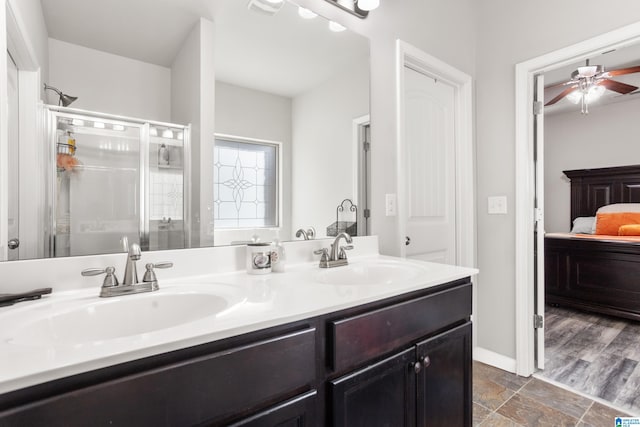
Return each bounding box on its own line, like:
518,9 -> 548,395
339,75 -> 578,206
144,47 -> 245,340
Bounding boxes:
545,59 -> 640,114
324,0 -> 379,19
247,0 -> 284,16
357,0 -> 380,11
298,7 -> 318,19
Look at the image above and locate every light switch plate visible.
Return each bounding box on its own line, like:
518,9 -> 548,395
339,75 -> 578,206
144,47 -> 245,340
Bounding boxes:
385,193 -> 397,216
488,196 -> 507,215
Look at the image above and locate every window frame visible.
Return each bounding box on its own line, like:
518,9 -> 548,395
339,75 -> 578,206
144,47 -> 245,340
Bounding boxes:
213,133 -> 282,232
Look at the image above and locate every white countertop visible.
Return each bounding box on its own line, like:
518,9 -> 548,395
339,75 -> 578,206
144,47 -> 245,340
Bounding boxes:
0,251 -> 477,395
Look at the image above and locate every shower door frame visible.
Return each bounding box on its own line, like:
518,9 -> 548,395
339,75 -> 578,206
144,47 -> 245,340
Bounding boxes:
45,106 -> 191,257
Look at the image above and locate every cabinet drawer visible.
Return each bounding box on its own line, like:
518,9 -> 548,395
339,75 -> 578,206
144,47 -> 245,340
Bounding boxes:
329,283 -> 470,372
229,390 -> 317,427
0,328 -> 316,427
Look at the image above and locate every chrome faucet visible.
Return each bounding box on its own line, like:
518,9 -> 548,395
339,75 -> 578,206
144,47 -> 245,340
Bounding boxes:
295,227 -> 316,240
314,232 -> 354,268
122,241 -> 142,286
81,237 -> 173,297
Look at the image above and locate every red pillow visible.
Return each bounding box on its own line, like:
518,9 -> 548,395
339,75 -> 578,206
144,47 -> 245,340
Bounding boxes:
595,212 -> 640,235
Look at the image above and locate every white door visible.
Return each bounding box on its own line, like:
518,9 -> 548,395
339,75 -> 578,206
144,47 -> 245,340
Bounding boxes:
401,67 -> 456,264
534,74 -> 545,369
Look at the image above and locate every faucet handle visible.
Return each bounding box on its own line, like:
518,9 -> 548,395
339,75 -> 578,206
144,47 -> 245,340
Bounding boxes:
151,262 -> 173,269
313,248 -> 330,262
82,266 -> 119,288
142,262 -> 173,291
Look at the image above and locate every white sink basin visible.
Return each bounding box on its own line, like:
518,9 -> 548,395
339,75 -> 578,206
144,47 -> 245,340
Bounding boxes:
5,284 -> 243,347
314,259 -> 428,286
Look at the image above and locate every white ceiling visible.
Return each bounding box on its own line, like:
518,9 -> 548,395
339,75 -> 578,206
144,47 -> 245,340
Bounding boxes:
40,0 -> 218,67
544,42 -> 640,115
40,0 -> 369,98
214,0 -> 369,97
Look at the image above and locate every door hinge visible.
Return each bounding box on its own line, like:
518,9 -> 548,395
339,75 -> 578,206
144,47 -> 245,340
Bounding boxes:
363,141 -> 371,152
534,314 -> 544,329
364,208 -> 371,218
533,101 -> 543,115
534,208 -> 543,223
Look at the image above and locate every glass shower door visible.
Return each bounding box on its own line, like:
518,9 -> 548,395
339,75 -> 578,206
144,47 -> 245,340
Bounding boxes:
147,125 -> 188,251
53,113 -> 142,257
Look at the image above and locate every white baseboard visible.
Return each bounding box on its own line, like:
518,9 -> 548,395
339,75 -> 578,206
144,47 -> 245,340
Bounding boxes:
473,347 -> 518,374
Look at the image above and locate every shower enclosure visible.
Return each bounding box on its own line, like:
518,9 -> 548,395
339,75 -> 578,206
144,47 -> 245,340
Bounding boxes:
45,106 -> 190,257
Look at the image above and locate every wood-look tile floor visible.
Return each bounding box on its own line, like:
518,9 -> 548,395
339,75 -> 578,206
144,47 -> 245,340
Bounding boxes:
539,305 -> 640,414
473,361 -> 633,426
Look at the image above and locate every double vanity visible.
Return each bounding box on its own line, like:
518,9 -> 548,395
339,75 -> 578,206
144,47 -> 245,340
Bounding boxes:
0,237 -> 476,426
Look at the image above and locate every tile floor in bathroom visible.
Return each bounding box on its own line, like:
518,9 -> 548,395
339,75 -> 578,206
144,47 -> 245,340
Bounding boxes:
473,361 -> 633,426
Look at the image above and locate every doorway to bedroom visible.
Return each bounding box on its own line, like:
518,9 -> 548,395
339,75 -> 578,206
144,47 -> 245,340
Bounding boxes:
533,40 -> 640,415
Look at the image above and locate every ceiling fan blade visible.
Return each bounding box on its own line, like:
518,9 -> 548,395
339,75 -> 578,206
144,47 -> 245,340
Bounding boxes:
545,86 -> 577,106
599,79 -> 638,94
606,65 -> 640,77
545,80 -> 573,90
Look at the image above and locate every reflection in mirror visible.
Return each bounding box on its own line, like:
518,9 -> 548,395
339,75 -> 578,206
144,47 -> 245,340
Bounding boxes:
1,0 -> 369,261
213,0 -> 370,245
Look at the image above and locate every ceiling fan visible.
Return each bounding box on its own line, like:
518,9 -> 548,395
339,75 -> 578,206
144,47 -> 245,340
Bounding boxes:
545,59 -> 640,113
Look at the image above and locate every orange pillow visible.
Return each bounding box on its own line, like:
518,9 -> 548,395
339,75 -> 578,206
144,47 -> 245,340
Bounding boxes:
619,224 -> 640,236
596,212 -> 640,235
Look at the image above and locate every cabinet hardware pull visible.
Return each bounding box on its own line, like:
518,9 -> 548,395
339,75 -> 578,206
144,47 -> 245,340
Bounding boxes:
412,361 -> 422,374
421,356 -> 431,368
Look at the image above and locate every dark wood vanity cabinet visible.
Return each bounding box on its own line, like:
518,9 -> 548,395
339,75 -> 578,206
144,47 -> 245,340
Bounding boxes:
416,322 -> 472,426
330,348 -> 417,426
0,278 -> 472,427
328,282 -> 472,427
229,390 -> 318,427
330,322 -> 472,427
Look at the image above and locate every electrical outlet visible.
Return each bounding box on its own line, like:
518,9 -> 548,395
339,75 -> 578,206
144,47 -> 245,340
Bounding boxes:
488,196 -> 508,214
385,193 -> 397,216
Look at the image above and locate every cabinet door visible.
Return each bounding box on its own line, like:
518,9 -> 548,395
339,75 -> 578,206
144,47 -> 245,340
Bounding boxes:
330,348 -> 416,427
416,322 -> 472,427
229,390 -> 317,427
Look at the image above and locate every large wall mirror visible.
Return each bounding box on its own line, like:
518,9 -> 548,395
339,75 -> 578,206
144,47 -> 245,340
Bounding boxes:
2,0 -> 370,261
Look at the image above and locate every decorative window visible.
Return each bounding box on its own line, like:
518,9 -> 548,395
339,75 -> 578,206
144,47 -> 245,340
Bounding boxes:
213,136 -> 279,229
149,170 -> 183,221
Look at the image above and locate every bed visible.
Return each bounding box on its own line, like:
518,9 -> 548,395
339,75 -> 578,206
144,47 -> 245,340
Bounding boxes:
545,165 -> 640,321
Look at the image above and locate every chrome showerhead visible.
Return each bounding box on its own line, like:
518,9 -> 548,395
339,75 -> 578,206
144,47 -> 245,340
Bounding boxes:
44,84 -> 78,107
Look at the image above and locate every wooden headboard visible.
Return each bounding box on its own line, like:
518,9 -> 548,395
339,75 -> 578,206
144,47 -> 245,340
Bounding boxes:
564,165 -> 640,225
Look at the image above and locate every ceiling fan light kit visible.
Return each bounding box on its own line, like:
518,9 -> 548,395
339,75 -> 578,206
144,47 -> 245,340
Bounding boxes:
545,59 -> 640,114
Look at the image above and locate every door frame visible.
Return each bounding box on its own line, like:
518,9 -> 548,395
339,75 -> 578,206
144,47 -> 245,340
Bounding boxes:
395,40 -> 475,267
514,21 -> 640,376
1,1 -> 44,261
353,114 -> 370,236
395,39 -> 475,344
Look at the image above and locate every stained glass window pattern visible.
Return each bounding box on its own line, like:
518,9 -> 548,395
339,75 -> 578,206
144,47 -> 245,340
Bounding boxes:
150,170 -> 183,220
214,138 -> 278,228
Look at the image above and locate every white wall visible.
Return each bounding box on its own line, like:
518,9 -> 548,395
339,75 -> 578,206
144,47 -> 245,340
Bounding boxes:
171,18 -> 215,248
292,57 -> 369,239
292,0 -> 477,256
476,1 -> 640,359
48,39 -> 171,121
214,81 -> 292,244
545,98 -> 640,233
